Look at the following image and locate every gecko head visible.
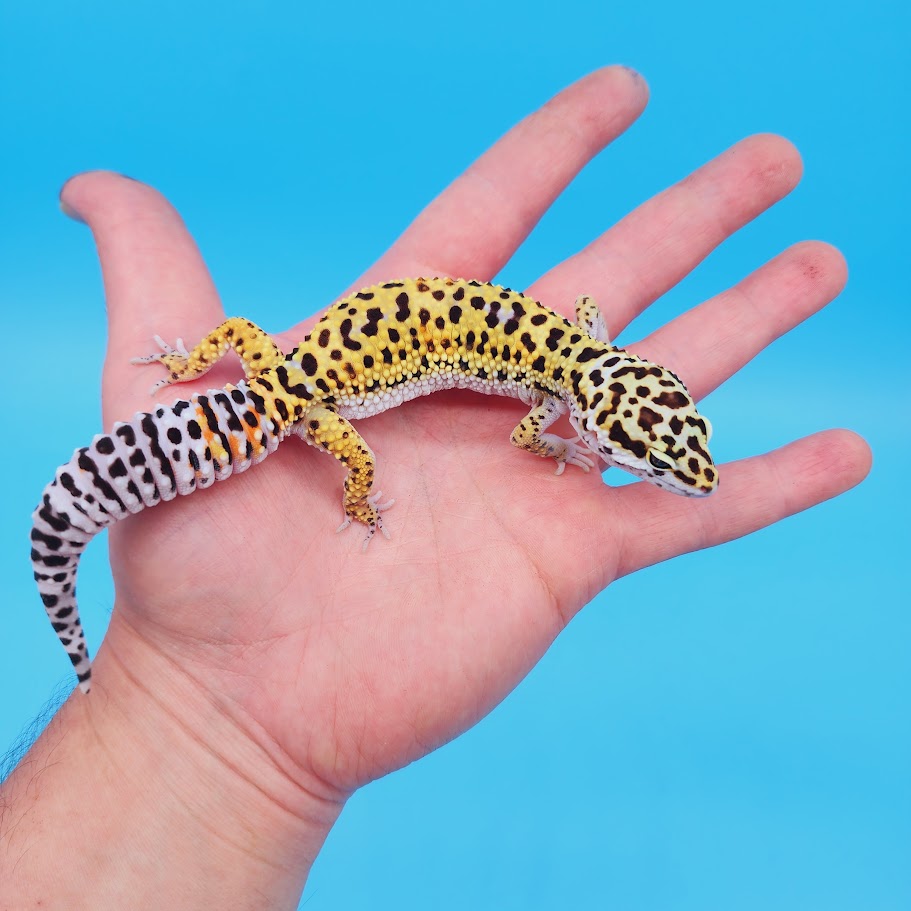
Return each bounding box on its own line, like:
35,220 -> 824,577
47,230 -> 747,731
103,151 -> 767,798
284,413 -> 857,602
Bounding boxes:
568,353 -> 718,496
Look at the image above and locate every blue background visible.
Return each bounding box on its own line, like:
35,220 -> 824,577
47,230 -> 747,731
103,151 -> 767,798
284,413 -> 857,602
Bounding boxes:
2,1 -> 908,908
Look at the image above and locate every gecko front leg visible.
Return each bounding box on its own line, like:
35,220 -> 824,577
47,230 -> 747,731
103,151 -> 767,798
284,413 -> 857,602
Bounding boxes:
510,396 -> 596,475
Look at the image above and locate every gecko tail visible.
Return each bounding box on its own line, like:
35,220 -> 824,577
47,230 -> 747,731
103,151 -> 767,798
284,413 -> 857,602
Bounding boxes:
31,381 -> 287,693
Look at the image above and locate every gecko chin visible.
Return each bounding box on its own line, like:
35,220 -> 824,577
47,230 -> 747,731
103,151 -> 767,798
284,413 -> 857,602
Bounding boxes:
603,453 -> 718,497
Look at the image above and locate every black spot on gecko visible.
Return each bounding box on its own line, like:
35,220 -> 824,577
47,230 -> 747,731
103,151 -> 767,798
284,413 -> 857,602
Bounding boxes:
687,435 -> 712,462
339,318 -> 362,351
654,391 -> 689,409
545,328 -> 564,351
31,529 -> 62,552
608,422 -> 647,458
637,407 -> 663,432
362,307 -> 384,337
79,447 -> 128,508
214,392 -> 244,432
59,472 -> 80,497
195,399 -> 233,466
301,352 -> 318,375
115,424 -> 136,446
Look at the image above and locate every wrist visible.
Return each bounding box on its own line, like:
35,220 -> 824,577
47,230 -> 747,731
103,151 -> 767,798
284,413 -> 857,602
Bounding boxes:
1,613 -> 344,910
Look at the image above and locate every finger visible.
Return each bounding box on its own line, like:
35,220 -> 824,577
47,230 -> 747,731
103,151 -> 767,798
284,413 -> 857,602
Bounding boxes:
355,66 -> 649,288
611,430 -> 871,579
60,171 -> 223,418
634,241 -> 847,400
530,133 -> 803,323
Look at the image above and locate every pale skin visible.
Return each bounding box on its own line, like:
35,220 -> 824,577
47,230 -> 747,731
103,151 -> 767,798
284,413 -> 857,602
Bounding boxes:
0,67 -> 871,908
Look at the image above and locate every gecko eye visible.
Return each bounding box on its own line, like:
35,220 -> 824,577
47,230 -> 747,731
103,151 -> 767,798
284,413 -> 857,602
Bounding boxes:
647,449 -> 675,471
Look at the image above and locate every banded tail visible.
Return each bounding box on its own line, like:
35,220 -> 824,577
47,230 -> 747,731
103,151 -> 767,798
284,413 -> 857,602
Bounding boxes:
31,380 -> 289,692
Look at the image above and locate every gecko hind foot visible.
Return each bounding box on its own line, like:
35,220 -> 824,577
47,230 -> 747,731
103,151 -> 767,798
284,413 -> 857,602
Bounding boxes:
336,492 -> 395,550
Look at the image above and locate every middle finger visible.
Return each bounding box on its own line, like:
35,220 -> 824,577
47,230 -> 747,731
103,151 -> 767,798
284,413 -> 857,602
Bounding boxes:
530,134 -> 803,326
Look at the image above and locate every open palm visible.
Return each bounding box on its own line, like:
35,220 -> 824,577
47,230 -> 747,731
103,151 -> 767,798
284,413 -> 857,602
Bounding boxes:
61,67 -> 869,798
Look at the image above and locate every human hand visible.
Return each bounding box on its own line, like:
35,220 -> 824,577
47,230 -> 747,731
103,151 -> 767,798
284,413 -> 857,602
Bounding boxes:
59,63 -> 867,842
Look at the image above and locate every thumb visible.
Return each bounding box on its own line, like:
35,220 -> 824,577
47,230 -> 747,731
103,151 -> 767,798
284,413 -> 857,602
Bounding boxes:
60,171 -> 224,421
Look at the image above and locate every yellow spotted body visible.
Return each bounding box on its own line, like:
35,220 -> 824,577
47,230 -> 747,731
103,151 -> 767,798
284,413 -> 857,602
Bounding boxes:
31,277 -> 717,692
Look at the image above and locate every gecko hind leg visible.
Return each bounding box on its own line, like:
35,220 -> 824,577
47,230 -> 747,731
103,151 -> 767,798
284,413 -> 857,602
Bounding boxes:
131,317 -> 286,393
295,406 -> 394,548
574,294 -> 611,344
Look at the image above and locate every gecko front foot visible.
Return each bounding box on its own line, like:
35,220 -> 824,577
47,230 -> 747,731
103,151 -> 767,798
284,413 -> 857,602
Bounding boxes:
131,335 -> 193,393
554,438 -> 597,475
